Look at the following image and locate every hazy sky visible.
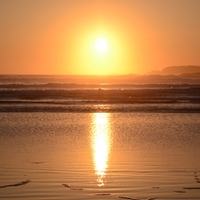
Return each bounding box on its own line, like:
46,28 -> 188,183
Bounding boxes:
0,0 -> 200,75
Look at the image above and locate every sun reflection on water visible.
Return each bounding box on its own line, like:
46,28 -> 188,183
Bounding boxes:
91,113 -> 111,187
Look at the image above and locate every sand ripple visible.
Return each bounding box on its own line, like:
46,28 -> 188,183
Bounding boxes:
118,196 -> 140,200
0,180 -> 31,188
62,183 -> 84,190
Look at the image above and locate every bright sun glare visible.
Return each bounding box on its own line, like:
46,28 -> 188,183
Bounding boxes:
95,38 -> 108,53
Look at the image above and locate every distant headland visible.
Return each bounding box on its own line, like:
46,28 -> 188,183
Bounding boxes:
147,65 -> 200,76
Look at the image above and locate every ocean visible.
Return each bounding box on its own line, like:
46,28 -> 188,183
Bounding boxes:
0,75 -> 200,200
0,75 -> 200,113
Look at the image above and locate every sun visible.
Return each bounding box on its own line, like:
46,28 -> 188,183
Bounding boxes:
95,38 -> 108,53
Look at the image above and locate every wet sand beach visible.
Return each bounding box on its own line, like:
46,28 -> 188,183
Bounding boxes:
0,112 -> 200,200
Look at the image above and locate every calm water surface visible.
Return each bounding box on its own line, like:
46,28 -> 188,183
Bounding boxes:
0,113 -> 200,200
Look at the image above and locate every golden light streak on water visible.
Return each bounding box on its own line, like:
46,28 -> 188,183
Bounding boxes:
91,113 -> 111,187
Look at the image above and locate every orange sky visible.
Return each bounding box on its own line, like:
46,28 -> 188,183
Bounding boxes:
0,0 -> 200,75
